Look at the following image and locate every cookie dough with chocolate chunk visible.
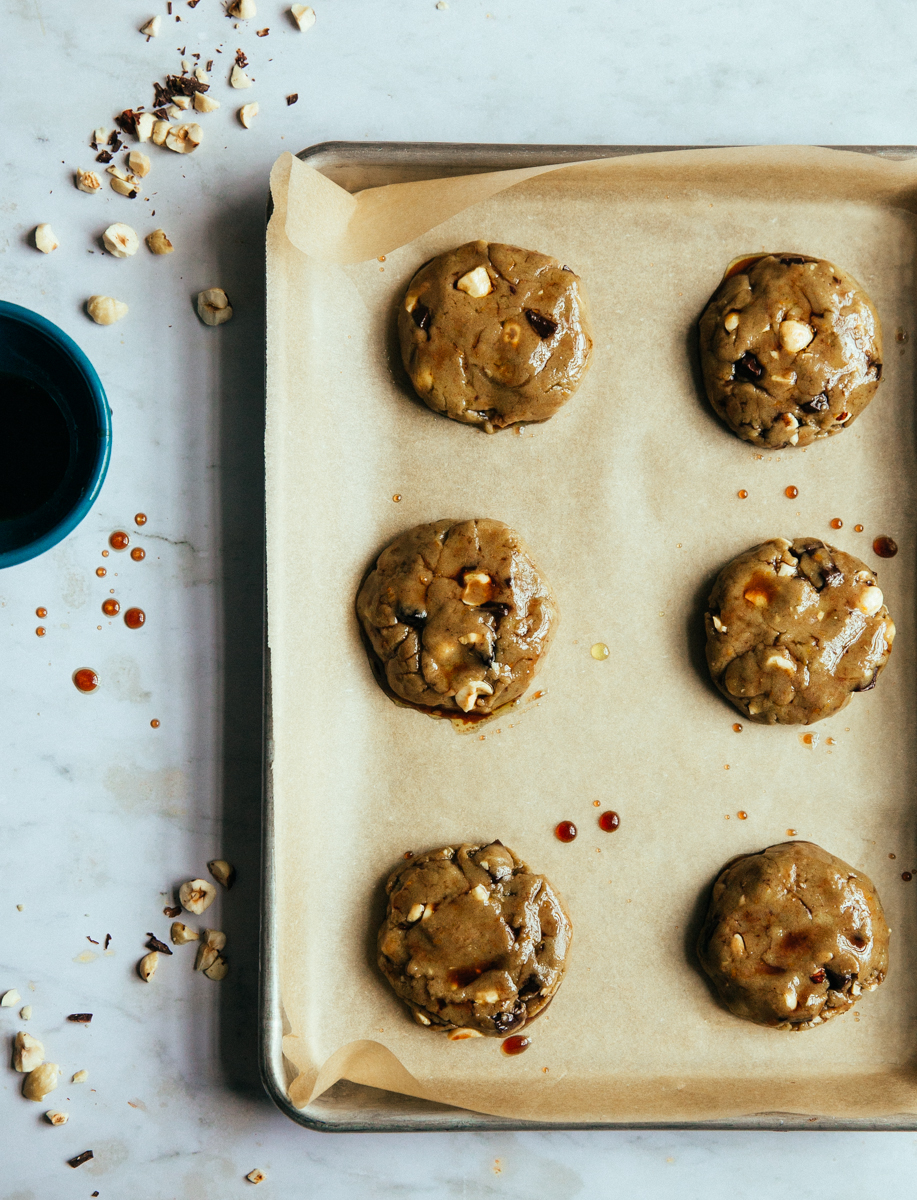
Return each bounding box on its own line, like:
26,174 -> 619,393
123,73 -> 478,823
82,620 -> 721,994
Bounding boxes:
356,518 -> 558,717
699,254 -> 882,448
705,537 -> 894,725
698,841 -> 889,1031
378,842 -> 572,1036
398,240 -> 593,432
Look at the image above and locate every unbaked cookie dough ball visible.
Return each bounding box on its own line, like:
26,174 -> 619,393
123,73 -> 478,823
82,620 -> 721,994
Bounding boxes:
356,518 -> 558,718
378,842 -> 572,1036
705,537 -> 894,725
697,841 -> 889,1030
397,240 -> 593,432
699,254 -> 882,448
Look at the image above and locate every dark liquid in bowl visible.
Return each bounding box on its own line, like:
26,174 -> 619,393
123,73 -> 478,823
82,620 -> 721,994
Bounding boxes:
0,373 -> 72,520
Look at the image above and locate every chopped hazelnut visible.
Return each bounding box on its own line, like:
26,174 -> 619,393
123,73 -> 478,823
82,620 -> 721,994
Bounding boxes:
172,94 -> 191,111
195,943 -> 219,972
139,15 -> 161,36
246,1169 -> 266,1184
92,126 -> 110,147
230,63 -> 253,88
45,1110 -> 69,1126
76,169 -> 102,194
724,311 -> 740,332
290,4 -> 316,30
180,878 -> 217,913
147,229 -> 174,255
71,1069 -> 89,1084
86,296 -> 129,325
165,123 -> 203,154
0,988 -> 21,1007
127,150 -> 151,178
194,66 -> 210,84
102,222 -> 140,258
13,1031 -> 44,1073
456,266 -> 492,298
196,288 -> 233,326
23,1062 -> 59,1101
208,859 -> 236,889
194,93 -> 220,113
203,929 -> 226,951
137,951 -> 159,981
447,1028 -> 483,1040
856,585 -> 884,616
135,112 -> 156,142
170,921 -> 199,945
151,120 -> 171,147
19,1005 -> 32,1021
454,679 -> 493,713
203,953 -> 229,981
238,102 -> 259,128
779,319 -> 815,353
34,224 -> 59,254
461,571 -> 493,606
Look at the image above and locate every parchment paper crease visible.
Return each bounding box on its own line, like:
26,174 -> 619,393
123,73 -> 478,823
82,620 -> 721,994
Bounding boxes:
267,146 -> 917,1122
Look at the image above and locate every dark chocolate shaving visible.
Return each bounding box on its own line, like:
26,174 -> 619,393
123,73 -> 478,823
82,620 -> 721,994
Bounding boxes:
115,109 -> 139,136
286,93 -> 299,105
95,150 -> 113,164
146,933 -> 173,955
68,1151 -> 94,1169
235,48 -> 248,67
164,905 -> 181,918
524,309 -> 557,339
257,27 -> 269,35
411,303 -> 432,332
67,1013 -> 93,1023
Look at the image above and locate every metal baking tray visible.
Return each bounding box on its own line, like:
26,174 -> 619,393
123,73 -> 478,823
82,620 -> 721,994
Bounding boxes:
260,142 -> 917,1132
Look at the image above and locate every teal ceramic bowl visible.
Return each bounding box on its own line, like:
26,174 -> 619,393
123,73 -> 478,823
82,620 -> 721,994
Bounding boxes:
0,301 -> 111,568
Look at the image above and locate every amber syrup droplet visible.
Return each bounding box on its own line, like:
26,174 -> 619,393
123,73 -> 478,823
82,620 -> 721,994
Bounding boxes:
109,530 -> 130,550
35,607 -> 47,618
590,643 -> 609,660
135,513 -> 147,526
903,872 -> 913,882
785,486 -> 798,499
873,536 -> 898,558
889,853 -> 897,860
592,800 -> 601,808
403,850 -> 414,860
830,518 -> 843,529
124,607 -> 145,629
35,626 -> 46,637
392,494 -> 402,503
737,489 -> 748,499
737,810 -> 748,820
854,524 -> 864,533
732,723 -> 743,733
786,828 -> 797,837
96,567 -> 107,577
800,732 -> 818,746
130,547 -> 145,561
73,668 -> 99,693
101,549 -> 109,557
598,811 -> 620,832
501,1035 -> 531,1056
150,719 -> 161,729
102,598 -> 120,617
555,821 -> 577,843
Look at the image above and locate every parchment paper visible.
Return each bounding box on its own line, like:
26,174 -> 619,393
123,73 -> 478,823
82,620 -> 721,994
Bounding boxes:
266,146 -> 917,1122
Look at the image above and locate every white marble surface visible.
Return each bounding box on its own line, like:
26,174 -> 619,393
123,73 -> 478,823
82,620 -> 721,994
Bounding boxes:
3,0 -> 917,1194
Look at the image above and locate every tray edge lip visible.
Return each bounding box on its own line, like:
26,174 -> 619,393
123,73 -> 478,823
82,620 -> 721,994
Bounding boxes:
259,139 -> 917,1133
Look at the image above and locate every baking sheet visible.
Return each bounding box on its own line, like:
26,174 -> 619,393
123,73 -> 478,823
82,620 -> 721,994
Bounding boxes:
265,145 -> 917,1124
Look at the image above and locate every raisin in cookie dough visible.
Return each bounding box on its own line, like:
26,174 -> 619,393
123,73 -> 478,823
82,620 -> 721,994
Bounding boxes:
398,240 -> 593,432
699,254 -> 882,448
697,842 -> 889,1031
356,518 -> 558,718
378,842 -> 572,1036
705,537 -> 894,725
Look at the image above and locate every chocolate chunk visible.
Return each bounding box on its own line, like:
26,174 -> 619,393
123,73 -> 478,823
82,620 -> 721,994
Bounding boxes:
152,81 -> 173,109
395,606 -> 427,630
235,48 -> 249,67
524,309 -> 557,339
800,393 -> 830,413
67,1013 -> 93,1023
68,1151 -> 94,1169
115,109 -> 138,136
145,933 -> 173,955
492,1001 -> 526,1035
286,93 -> 299,105
733,351 -> 763,382
411,303 -> 431,332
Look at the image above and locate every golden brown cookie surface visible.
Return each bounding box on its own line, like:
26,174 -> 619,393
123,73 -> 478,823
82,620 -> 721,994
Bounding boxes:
699,254 -> 882,448
378,843 -> 572,1036
705,537 -> 894,725
398,240 -> 592,431
356,518 -> 558,717
698,842 -> 889,1030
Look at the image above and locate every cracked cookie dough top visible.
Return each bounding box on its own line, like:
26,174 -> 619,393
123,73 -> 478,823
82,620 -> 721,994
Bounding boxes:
397,240 -> 593,432
705,537 -> 894,725
699,254 -> 882,448
698,841 -> 889,1030
356,518 -> 558,717
378,842 -> 572,1036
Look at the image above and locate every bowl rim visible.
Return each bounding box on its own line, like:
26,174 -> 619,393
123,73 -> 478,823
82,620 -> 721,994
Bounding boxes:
0,300 -> 112,569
